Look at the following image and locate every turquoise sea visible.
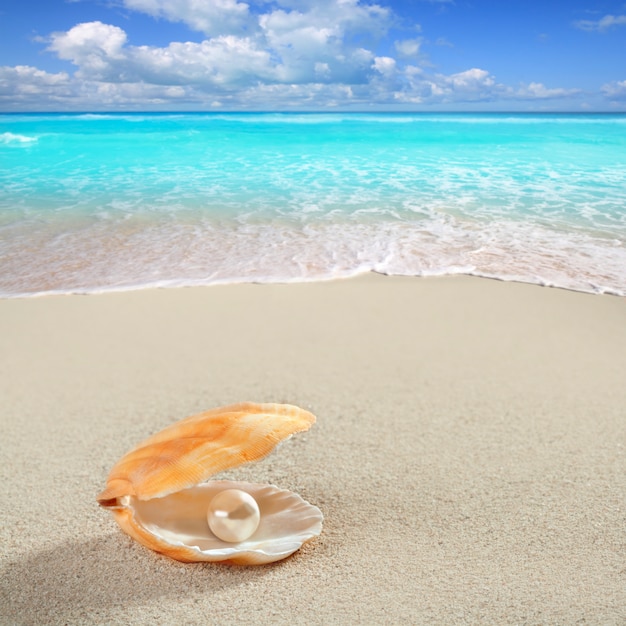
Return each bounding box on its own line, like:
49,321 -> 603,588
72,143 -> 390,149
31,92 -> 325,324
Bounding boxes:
1,112 -> 625,297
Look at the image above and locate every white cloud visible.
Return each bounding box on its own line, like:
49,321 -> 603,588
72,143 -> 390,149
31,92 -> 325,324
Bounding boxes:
87,81 -> 194,105
121,0 -> 252,36
0,65 -> 69,89
373,56 -> 396,75
257,0 -> 390,83
419,68 -> 499,102
574,14 -> 626,32
447,68 -> 494,90
395,38 -> 422,57
602,80 -> 626,100
385,67 -> 503,105
0,63 -> 196,108
392,70 -> 580,106
48,22 -> 127,79
259,10 -> 340,82
314,62 -> 331,79
131,37 -> 275,87
49,21 -> 127,59
0,65 -> 71,100
516,82 -> 580,99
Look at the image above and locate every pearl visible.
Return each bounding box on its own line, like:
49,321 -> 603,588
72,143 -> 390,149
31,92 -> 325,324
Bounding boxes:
207,489 -> 261,543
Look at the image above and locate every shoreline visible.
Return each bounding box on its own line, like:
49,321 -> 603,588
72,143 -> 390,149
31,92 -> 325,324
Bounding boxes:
2,268 -> 625,300
1,274 -> 625,624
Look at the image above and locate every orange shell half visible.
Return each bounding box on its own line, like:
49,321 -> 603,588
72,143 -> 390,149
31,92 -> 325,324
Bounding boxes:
98,402 -> 316,506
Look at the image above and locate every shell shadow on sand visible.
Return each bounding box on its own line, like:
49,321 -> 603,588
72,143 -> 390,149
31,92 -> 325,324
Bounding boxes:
0,532 -> 285,625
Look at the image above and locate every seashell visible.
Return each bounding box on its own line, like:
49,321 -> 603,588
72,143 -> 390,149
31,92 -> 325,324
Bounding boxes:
97,402 -> 323,565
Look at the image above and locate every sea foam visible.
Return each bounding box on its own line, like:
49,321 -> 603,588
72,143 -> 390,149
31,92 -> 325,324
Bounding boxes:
0,132 -> 38,144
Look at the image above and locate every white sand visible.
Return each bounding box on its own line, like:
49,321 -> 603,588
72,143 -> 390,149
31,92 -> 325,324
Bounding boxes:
1,275 -> 625,624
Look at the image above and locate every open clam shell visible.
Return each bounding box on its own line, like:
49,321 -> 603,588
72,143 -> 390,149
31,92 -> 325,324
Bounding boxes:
97,402 -> 323,565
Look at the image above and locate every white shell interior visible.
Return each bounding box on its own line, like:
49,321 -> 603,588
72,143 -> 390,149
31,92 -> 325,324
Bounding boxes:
132,480 -> 323,560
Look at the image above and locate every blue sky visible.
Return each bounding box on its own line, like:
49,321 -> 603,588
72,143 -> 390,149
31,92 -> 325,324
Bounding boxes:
1,0 -> 625,111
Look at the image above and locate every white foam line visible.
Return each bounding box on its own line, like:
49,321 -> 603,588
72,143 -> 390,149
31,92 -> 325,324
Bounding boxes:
2,267 -> 623,300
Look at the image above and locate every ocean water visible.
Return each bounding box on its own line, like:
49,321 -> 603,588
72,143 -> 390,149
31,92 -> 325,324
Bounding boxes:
1,112 -> 625,297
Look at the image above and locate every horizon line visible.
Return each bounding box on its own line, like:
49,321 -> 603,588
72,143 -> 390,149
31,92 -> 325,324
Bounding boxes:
2,110 -> 625,115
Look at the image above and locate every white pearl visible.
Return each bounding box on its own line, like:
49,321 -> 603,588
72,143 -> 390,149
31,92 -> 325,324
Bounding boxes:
207,489 -> 261,543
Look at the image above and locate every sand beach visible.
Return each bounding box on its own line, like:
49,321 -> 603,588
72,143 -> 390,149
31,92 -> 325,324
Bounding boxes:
1,274 -> 625,624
